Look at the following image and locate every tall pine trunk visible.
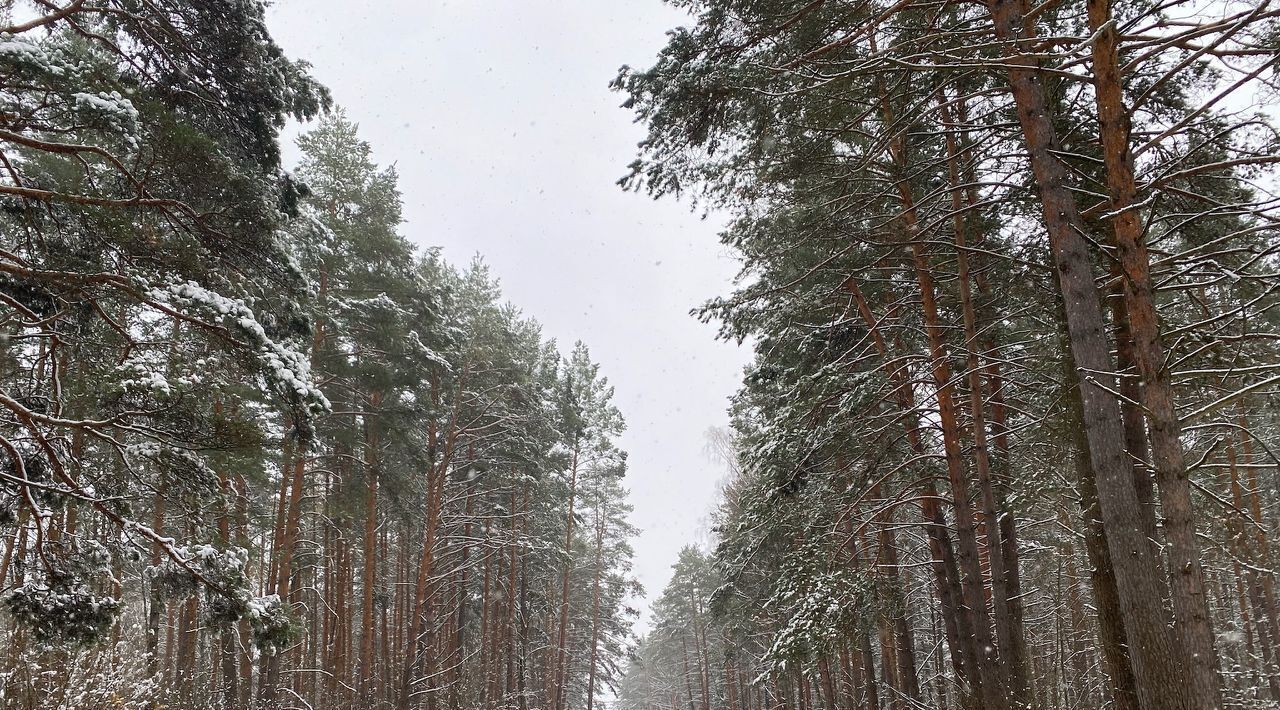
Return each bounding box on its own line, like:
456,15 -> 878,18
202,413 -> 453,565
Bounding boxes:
360,389 -> 383,702
984,1 -> 1197,705
942,93 -> 1032,707
1085,1 -> 1221,703
551,442 -> 581,710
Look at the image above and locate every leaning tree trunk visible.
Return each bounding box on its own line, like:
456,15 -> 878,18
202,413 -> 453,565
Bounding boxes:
846,281 -> 979,694
942,93 -> 1033,707
985,0 -> 1197,706
903,200 -> 1006,710
1061,335 -> 1141,710
1086,1 -> 1222,703
874,75 -> 1005,702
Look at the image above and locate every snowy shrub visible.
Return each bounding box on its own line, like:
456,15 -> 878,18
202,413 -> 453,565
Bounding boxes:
0,637 -> 158,709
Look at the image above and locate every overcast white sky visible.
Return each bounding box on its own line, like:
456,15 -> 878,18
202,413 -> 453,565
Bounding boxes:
264,1 -> 750,627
